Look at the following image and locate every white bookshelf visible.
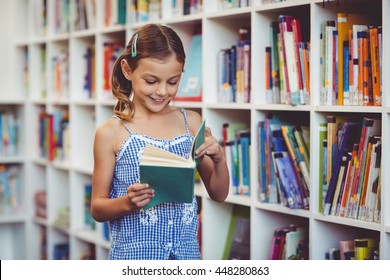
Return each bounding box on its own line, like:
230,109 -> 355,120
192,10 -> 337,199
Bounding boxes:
1,0 -> 389,260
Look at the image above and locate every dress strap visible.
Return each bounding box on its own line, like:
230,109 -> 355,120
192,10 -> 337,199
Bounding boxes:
112,115 -> 132,135
180,108 -> 191,135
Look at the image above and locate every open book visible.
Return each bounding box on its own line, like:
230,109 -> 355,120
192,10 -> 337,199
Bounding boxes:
140,120 -> 205,209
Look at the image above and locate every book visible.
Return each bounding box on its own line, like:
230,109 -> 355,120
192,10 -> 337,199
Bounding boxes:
273,151 -> 304,209
140,120 -> 205,209
318,122 -> 327,212
223,205 -> 250,260
238,130 -> 251,195
330,153 -> 350,216
176,33 -> 202,101
284,227 -> 308,260
369,27 -> 381,106
339,240 -> 354,260
365,142 -> 381,222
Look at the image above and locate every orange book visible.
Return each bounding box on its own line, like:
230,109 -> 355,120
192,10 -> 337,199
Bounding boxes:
369,27 -> 381,106
339,144 -> 358,217
104,0 -> 111,26
301,42 -> 310,103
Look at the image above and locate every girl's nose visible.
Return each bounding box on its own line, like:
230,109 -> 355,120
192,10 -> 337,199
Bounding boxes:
156,83 -> 167,96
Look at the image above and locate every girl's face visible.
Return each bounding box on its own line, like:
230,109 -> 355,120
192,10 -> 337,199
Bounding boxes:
124,55 -> 183,113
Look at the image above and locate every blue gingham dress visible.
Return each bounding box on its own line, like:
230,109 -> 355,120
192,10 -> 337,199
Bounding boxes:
109,108 -> 201,260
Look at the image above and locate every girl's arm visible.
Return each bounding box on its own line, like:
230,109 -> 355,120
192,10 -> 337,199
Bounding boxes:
91,120 -> 154,222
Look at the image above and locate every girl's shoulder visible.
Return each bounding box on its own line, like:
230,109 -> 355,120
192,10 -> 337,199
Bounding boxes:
95,117 -> 124,142
182,109 -> 203,136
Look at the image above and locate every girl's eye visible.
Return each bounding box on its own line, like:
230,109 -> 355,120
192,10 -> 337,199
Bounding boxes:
168,81 -> 179,85
145,80 -> 156,84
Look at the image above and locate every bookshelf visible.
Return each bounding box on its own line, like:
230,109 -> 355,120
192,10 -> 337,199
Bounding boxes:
0,0 -> 389,260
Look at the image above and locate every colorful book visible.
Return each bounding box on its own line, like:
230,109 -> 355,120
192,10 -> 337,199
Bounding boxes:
140,120 -> 205,209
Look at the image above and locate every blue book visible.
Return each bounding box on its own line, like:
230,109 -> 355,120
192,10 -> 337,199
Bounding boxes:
274,151 -> 304,209
258,121 -> 267,202
176,34 -> 202,101
239,131 -> 250,195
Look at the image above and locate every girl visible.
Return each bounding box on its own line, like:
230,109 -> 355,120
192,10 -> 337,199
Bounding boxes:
91,23 -> 229,260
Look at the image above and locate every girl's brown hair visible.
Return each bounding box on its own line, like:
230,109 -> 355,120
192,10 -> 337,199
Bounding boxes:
111,24 -> 186,122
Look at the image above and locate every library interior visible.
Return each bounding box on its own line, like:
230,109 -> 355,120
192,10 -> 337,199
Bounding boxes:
0,0 -> 389,260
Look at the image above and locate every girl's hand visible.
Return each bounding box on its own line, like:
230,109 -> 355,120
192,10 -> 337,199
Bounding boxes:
127,183 -> 154,210
196,127 -> 225,164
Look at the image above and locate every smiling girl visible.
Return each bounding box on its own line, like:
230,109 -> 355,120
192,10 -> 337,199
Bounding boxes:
91,24 -> 229,260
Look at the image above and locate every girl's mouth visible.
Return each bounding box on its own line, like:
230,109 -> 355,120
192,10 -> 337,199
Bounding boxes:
150,97 -> 165,103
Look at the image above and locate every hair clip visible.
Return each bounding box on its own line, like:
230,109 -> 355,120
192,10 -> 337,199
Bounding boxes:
131,33 -> 138,57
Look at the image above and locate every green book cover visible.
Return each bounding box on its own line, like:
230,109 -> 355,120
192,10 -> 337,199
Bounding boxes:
140,120 -> 205,210
222,205 -> 250,260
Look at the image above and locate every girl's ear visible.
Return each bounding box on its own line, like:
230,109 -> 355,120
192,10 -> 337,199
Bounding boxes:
121,59 -> 132,80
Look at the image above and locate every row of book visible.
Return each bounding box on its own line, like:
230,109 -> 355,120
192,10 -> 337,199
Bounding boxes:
0,111 -> 19,156
53,0 -> 71,34
103,41 -> 125,99
38,107 -> 70,162
270,224 -> 308,260
221,123 -> 251,196
218,27 -> 251,103
266,15 -> 310,105
326,238 -> 379,260
257,114 -> 310,209
37,0 -> 97,33
52,48 -> 69,100
34,190 -> 47,219
30,46 -> 67,100
320,14 -> 382,106
32,0 -> 47,36
172,0 -> 203,17
218,0 -> 250,10
321,116 -> 381,223
0,165 -> 22,214
104,0 -> 128,26
74,0 -> 97,31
